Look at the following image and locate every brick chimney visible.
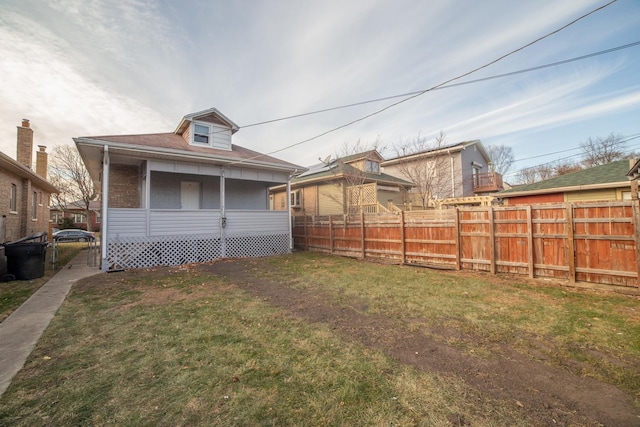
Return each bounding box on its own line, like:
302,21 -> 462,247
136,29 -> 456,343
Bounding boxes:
16,119 -> 33,169
36,145 -> 48,179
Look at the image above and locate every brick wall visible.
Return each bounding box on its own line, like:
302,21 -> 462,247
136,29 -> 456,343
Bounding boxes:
109,164 -> 140,208
0,169 -> 51,242
16,120 -> 33,168
0,169 -> 22,241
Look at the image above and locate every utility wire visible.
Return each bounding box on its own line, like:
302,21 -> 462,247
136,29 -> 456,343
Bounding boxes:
227,0 -> 618,167
240,40 -> 640,129
504,134 -> 640,179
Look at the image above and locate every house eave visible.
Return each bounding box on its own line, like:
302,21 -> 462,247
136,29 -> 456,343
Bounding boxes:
0,151 -> 60,194
174,108 -> 240,135
74,137 -> 300,174
382,140 -> 482,166
499,181 -> 631,198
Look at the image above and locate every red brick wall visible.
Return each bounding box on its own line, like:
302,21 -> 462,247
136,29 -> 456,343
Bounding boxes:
108,164 -> 140,208
0,168 -> 51,241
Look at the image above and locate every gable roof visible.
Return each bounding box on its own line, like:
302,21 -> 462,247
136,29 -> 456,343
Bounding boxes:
174,107 -> 240,135
382,140 -> 489,166
0,150 -> 59,194
290,150 -> 413,188
338,149 -> 383,164
498,159 -> 633,198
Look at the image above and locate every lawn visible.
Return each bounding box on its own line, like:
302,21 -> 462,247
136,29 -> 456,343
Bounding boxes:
0,242 -> 85,322
0,251 -> 638,426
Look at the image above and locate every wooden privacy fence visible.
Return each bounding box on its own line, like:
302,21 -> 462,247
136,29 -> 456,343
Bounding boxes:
292,201 -> 640,290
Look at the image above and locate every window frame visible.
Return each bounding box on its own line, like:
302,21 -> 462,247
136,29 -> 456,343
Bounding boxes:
9,183 -> 17,212
73,213 -> 87,223
290,190 -> 302,208
192,123 -> 211,146
365,159 -> 380,174
32,191 -> 37,220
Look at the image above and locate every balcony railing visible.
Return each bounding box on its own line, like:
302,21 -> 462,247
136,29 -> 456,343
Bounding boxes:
472,172 -> 504,193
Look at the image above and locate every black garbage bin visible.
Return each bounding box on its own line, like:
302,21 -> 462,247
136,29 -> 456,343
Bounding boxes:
4,232 -> 48,281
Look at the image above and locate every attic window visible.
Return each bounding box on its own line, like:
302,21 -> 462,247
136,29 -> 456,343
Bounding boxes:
365,160 -> 380,174
193,124 -> 210,145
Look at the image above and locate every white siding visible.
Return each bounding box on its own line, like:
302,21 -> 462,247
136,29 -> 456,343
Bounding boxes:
149,160 -> 222,176
108,209 -> 147,237
150,209 -> 221,236
211,124 -> 232,150
226,210 -> 289,235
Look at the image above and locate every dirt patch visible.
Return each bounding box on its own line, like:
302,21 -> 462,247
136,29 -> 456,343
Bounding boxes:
200,258 -> 640,427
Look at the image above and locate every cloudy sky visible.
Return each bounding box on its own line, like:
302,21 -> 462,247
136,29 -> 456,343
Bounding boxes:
1,0 -> 639,179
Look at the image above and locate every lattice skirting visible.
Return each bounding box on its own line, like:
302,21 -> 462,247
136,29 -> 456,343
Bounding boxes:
106,233 -> 290,270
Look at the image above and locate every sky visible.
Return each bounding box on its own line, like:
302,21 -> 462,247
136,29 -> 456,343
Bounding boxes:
0,0 -> 639,181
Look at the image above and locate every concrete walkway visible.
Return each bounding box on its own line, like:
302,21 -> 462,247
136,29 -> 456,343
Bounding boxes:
0,249 -> 101,397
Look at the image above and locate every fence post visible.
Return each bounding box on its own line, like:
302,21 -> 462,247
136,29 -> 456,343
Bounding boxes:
565,203 -> 576,283
329,215 -> 334,254
632,201 -> 640,289
526,205 -> 534,279
488,206 -> 496,274
454,207 -> 461,270
304,215 -> 308,250
399,210 -> 405,264
360,211 -> 365,259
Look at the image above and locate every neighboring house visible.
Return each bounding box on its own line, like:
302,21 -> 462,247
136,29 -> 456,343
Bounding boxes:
0,119 -> 58,242
382,140 -> 502,208
50,200 -> 101,231
74,108 -> 301,271
270,150 -> 413,215
497,158 -> 637,205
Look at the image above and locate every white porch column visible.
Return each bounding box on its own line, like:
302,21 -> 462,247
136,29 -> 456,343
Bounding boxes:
100,145 -> 110,270
286,178 -> 293,251
220,168 -> 226,257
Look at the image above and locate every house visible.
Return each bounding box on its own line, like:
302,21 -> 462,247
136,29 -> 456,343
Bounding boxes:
269,150 -> 413,215
497,158 -> 637,205
74,108 -> 302,271
50,200 -> 101,232
382,140 -> 502,208
0,119 -> 58,242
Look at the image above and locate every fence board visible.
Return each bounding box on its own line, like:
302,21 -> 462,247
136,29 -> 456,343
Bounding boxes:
290,201 -> 640,289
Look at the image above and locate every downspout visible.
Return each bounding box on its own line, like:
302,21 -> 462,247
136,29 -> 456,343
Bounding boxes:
286,177 -> 293,251
220,168 -> 226,257
101,145 -> 109,270
450,155 -> 455,198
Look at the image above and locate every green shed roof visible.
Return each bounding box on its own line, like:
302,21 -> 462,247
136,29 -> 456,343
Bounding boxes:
499,159 -> 632,197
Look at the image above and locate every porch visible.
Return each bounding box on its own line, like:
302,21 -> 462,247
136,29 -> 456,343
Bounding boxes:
105,209 -> 290,269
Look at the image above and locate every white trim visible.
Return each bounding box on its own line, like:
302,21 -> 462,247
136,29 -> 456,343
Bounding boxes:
101,146 -> 109,270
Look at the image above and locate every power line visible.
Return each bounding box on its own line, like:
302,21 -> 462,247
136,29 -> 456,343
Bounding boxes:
228,0 -> 618,167
239,40 -> 640,129
504,133 -> 640,178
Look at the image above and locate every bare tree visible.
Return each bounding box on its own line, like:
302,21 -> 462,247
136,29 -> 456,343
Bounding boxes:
553,159 -> 582,176
580,133 -> 626,167
486,144 -> 514,175
390,131 -> 453,209
515,167 -> 539,185
49,145 -> 98,231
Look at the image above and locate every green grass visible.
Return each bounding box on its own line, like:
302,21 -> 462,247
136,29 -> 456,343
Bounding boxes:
261,252 -> 640,395
0,251 -> 638,425
0,243 -> 84,322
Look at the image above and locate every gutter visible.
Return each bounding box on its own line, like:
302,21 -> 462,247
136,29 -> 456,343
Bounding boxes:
499,181 -> 631,198
75,137 -> 301,174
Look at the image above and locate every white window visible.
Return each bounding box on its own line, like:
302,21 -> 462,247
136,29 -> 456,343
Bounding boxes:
50,211 -> 63,223
193,123 -> 210,145
290,190 -> 301,208
73,213 -> 87,223
9,184 -> 17,212
32,191 -> 37,219
365,160 -> 380,174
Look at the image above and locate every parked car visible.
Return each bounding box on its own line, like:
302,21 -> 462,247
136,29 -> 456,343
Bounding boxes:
53,229 -> 95,242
